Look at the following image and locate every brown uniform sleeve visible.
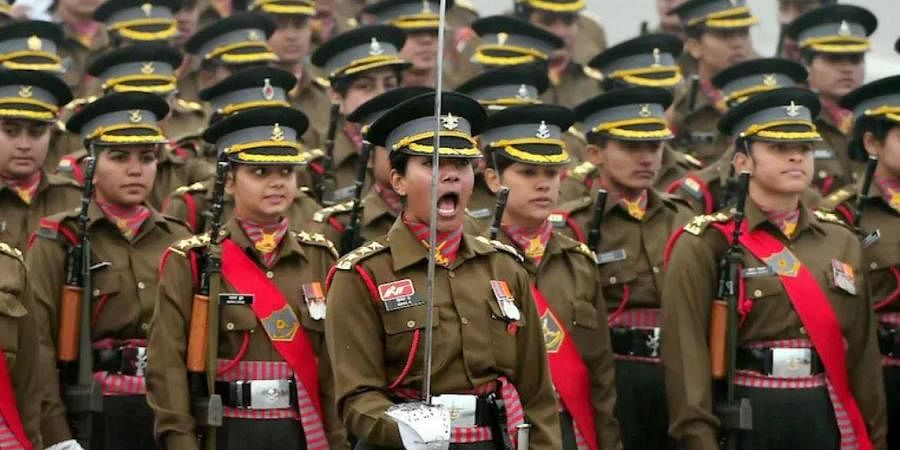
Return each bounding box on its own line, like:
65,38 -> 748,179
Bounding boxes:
145,250 -> 201,450
25,235 -> 73,446
585,266 -> 621,449
659,232 -> 722,450
510,269 -> 563,450
325,267 -> 401,447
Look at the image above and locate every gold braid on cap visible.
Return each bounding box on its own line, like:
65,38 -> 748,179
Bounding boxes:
220,99 -> 291,115
0,50 -> 63,72
391,14 -> 440,29
739,119 -> 821,140
103,74 -> 178,93
473,44 -> 549,66
108,18 -> 178,41
332,55 -> 408,79
721,84 -> 780,106
256,2 -> 315,15
609,66 -> 683,88
527,0 -> 585,12
800,35 -> 870,53
393,130 -> 481,157
489,137 -> 570,164
0,97 -> 59,115
226,140 -> 307,164
864,105 -> 900,122
592,117 -> 674,139
687,6 -> 758,29
206,41 -> 278,63
88,123 -> 165,144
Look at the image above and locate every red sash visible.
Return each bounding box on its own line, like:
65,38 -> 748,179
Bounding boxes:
220,239 -> 323,421
0,347 -> 32,450
711,221 -> 872,450
530,285 -> 598,450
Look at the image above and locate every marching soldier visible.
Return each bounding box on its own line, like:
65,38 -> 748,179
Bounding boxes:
146,106 -> 347,449
325,91 -> 562,449
481,103 -> 621,450
0,70 -> 80,252
822,75 -> 900,449
554,87 -> 694,450
785,4 -> 877,194
775,0 -> 832,61
28,92 -> 192,450
57,42 -> 215,210
310,25 -> 411,204
93,0 -> 182,47
662,87 -> 887,450
514,0 -> 607,76
0,241 -> 42,449
560,33 -> 702,204
53,0 -> 110,98
669,0 -> 757,165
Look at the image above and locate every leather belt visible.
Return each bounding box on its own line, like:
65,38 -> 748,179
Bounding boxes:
610,327 -> 661,358
878,325 -> 899,358
93,346 -> 149,376
215,379 -> 297,410
737,347 -> 825,378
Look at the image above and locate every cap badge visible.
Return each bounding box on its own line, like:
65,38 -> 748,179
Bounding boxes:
141,3 -> 153,17
141,62 -> 155,74
441,113 -> 459,130
421,0 -> 432,13
497,32 -> 509,45
369,37 -> 384,56
27,35 -> 41,51
784,101 -> 801,118
651,48 -> 661,67
516,84 -> 530,100
18,85 -> 32,98
262,78 -> 275,100
271,123 -> 285,141
763,73 -> 777,87
536,121 -> 551,139
638,104 -> 652,118
728,0 -> 738,6
248,29 -> 262,41
838,20 -> 851,37
130,110 -> 143,123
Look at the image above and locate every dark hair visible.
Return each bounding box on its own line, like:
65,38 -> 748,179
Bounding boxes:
332,68 -> 404,96
850,115 -> 899,161
486,150 -> 516,175
586,132 -> 610,148
685,25 -> 704,40
389,150 -> 410,175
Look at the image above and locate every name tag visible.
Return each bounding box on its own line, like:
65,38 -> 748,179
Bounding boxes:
378,279 -> 424,312
468,208 -> 492,219
333,185 -> 356,202
219,293 -> 254,306
690,132 -> 716,144
814,149 -> 835,160
597,249 -> 627,265
862,229 -> 881,249
741,266 -> 774,278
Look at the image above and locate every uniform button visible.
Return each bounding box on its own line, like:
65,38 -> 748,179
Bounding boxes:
609,276 -> 617,284
141,322 -> 149,331
818,170 -> 827,179
753,289 -> 763,298
461,317 -> 469,325
448,270 -> 455,279
870,262 -> 878,270
92,289 -> 100,297
799,326 -> 807,335
406,320 -> 416,328
266,271 -> 274,279
137,281 -> 146,290
652,266 -> 660,274
226,322 -> 235,330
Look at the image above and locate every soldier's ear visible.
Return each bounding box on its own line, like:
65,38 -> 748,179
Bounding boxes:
732,150 -> 752,175
390,168 -> 407,197
685,37 -> 703,60
224,170 -> 236,195
585,143 -> 604,166
861,130 -> 883,159
483,168 -> 502,193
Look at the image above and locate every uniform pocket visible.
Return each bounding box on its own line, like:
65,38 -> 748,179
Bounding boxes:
219,305 -> 259,332
743,275 -> 784,302
485,295 -> 523,371
571,301 -> 599,330
92,268 -> 121,298
597,262 -> 638,288
380,304 -> 439,368
0,293 -> 26,359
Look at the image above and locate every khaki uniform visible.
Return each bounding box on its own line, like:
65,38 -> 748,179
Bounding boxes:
46,125 -> 82,172
319,120 -> 371,204
163,181 -> 322,234
0,242 -> 41,448
571,13 -> 608,66
670,86 -> 728,166
813,113 -> 856,195
145,219 -> 346,450
325,219 -> 562,449
290,73 -> 330,147
56,146 -> 215,210
166,98 -> 208,143
0,172 -> 81,251
542,62 -> 601,109
57,21 -> 109,100
661,202 -> 887,450
496,230 -> 621,449
27,204 -> 191,446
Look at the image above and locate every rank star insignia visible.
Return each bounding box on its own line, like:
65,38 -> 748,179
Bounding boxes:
441,113 -> 459,130
651,48 -> 661,67
535,121 -> 551,139
764,248 -> 800,277
784,101 -> 801,118
141,3 -> 153,16
271,123 -> 284,141
141,62 -> 155,74
262,78 -> 275,100
129,110 -> 143,123
838,20 -> 851,37
369,37 -> 384,56
540,311 -> 564,353
516,84 -> 530,100
27,35 -> 41,51
763,73 -> 778,87
638,104 -> 652,118
18,85 -> 32,98
421,0 -> 432,13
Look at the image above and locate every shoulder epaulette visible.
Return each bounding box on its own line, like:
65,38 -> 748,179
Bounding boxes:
567,126 -> 586,142
563,195 -> 594,215
583,65 -> 603,81
168,233 -> 211,257
455,0 -> 476,13
313,77 -> 330,89
0,242 -> 23,265
176,98 -> 204,112
553,232 -> 597,262
682,153 -> 703,169
304,148 -> 325,161
174,182 -> 208,196
822,188 -> 854,210
475,236 -> 524,263
814,210 -> 852,229
683,211 -> 731,236
296,231 -> 339,258
312,200 -> 354,223
64,96 -> 97,111
567,161 -> 596,183
335,241 -> 387,270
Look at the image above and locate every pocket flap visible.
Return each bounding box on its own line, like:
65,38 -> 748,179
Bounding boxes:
382,304 -> 439,335
0,293 -> 26,318
219,305 -> 259,332
572,301 -> 599,329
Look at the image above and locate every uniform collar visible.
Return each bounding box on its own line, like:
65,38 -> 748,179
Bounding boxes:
222,217 -> 307,263
744,198 -> 823,238
386,215 -> 492,272
86,200 -> 169,236
362,188 -> 397,227
595,185 -> 665,222
498,226 -> 568,272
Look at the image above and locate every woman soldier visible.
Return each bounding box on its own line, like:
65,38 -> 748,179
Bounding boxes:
661,87 -> 887,450
822,75 -> 900,449
146,106 -> 347,450
27,92 -> 192,450
481,104 -> 621,450
325,91 -> 561,449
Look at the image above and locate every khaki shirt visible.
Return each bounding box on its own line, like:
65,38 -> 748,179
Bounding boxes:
497,230 -> 621,449
57,20 -> 109,99
542,62 -> 601,109
671,88 -> 727,166
290,73 -> 330,148
145,219 -> 346,450
571,13 -> 608,66
555,188 -> 694,310
26,204 -> 190,445
660,201 -> 887,450
163,180 -> 322,234
325,218 -> 561,449
813,114 -> 856,195
165,99 -> 208,143
821,182 -> 900,311
0,172 -> 81,251
0,243 -> 41,448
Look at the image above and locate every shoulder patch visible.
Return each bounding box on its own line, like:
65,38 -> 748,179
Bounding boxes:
312,200 -> 354,223
175,182 -> 208,196
335,241 -> 387,270
568,161 -> 596,183
169,233 -> 211,257
814,210 -> 852,229
475,236 -> 524,263
547,212 -> 568,228
683,212 -> 731,236
821,188 -> 854,210
296,231 -> 339,258
0,242 -> 23,265
561,195 -> 594,215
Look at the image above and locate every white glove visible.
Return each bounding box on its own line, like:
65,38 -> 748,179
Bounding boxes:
386,402 -> 451,450
45,439 -> 86,450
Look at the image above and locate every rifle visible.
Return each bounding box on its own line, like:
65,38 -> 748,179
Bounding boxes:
853,155 -> 878,229
488,187 -> 510,241
186,153 -> 227,439
639,21 -> 649,36
709,170 -> 752,450
341,140 -> 374,254
687,74 -> 700,114
57,153 -> 102,448
586,189 -> 608,251
318,103 -> 341,206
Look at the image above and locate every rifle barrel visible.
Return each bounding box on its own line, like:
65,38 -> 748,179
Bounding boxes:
853,156 -> 878,228
488,187 -> 510,241
586,189 -> 608,251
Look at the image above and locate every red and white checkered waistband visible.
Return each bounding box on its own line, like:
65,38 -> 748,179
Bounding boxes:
92,338 -> 147,396
0,415 -> 26,450
880,313 -> 900,367
608,308 -> 660,329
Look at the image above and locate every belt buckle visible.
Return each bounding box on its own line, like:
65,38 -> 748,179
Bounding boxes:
249,379 -> 292,410
432,394 -> 477,428
644,327 -> 661,357
122,347 -> 148,376
771,348 -> 812,378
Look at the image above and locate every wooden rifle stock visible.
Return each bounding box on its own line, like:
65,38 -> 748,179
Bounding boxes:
186,294 -> 210,373
57,285 -> 82,362
709,299 -> 728,379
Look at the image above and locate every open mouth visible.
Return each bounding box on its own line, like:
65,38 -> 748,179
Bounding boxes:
437,191 -> 460,218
